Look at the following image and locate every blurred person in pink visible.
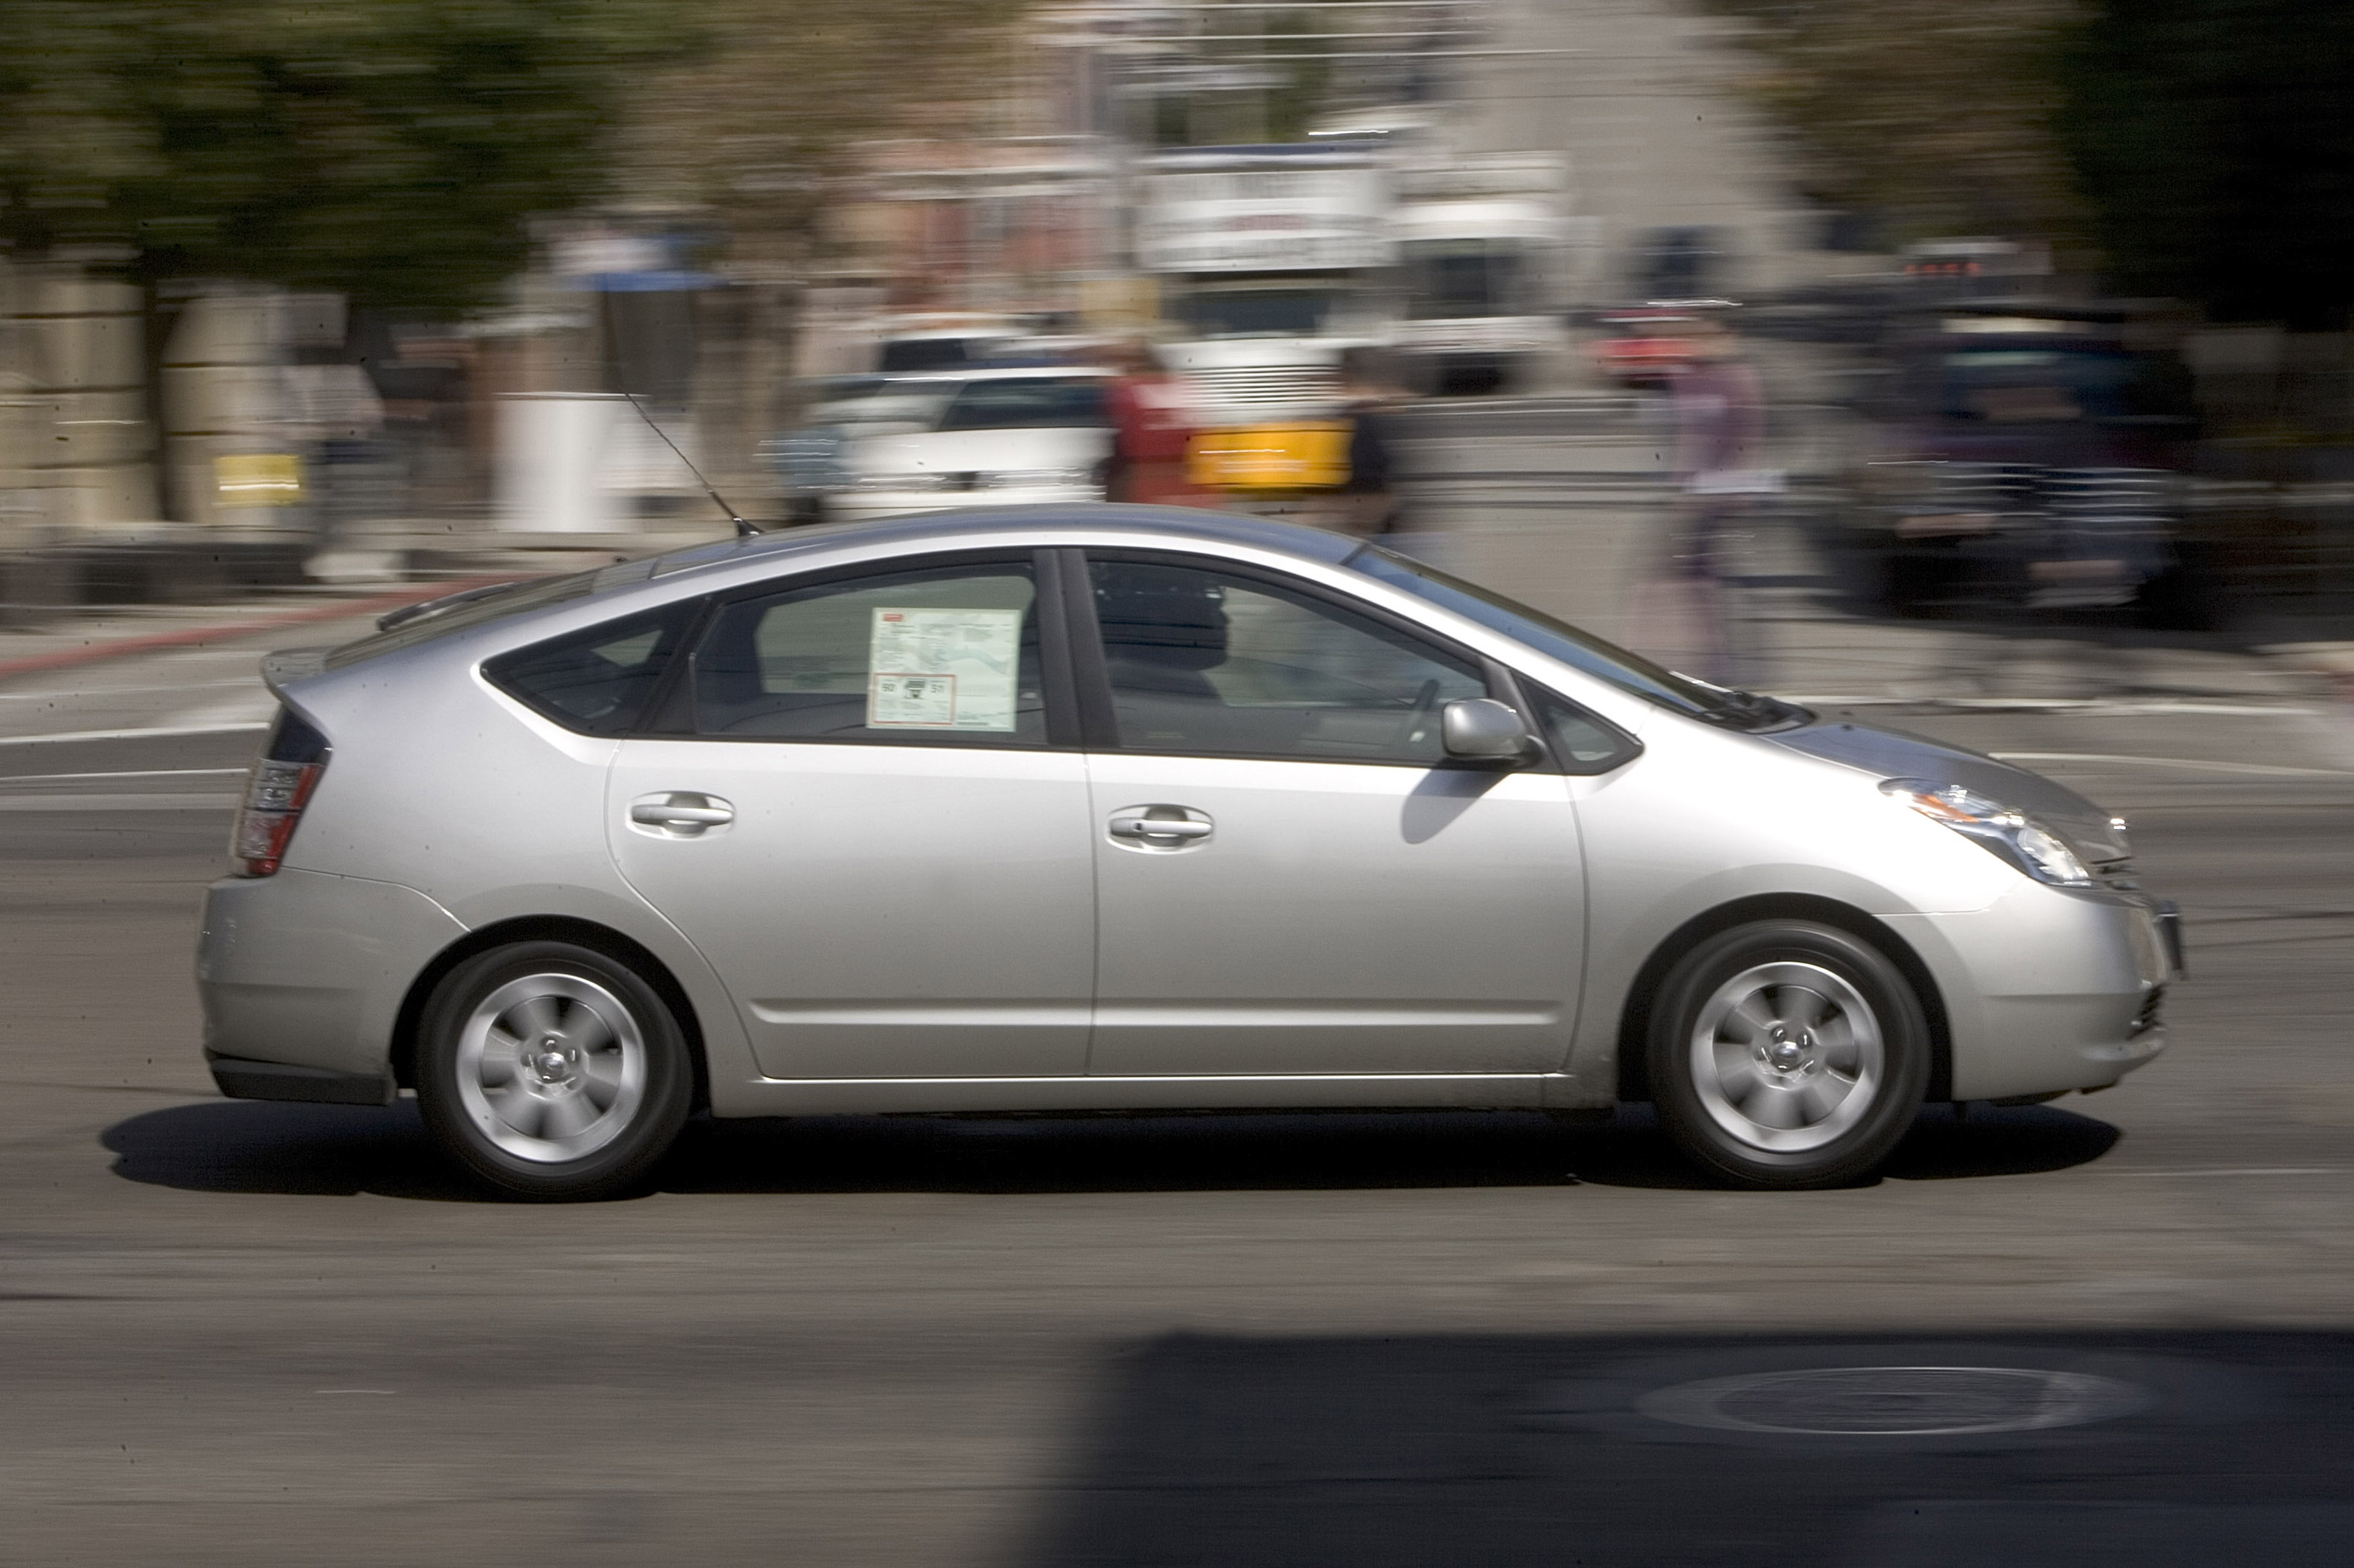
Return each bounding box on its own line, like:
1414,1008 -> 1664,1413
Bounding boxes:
1634,313 -> 1775,685
1104,341 -> 1204,506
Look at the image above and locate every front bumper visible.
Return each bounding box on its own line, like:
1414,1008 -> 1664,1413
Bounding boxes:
1892,884 -> 2175,1102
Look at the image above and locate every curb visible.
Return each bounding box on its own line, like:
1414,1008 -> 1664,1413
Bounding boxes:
0,575 -> 519,684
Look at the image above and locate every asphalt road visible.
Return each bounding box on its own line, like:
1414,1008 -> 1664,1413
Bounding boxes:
1,588 -> 2353,1566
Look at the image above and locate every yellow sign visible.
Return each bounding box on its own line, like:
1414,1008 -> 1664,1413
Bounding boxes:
1186,422 -> 1352,493
215,453 -> 304,507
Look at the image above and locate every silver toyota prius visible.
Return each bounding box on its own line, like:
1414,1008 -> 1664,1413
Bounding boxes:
197,508 -> 2176,1198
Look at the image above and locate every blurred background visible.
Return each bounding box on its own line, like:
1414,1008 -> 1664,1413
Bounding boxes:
0,0 -> 2348,691
11,9 -> 2354,1563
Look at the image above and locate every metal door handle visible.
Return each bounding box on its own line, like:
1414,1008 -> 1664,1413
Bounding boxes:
630,798 -> 734,832
1109,813 -> 1212,840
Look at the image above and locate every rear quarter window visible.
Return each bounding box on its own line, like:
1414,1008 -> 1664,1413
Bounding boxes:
484,600 -> 700,736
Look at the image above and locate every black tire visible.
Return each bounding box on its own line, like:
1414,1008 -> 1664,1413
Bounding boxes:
416,940 -> 694,1201
1648,921 -> 1929,1188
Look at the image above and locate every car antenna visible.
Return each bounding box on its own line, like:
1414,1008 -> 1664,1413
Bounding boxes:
618,389 -> 759,538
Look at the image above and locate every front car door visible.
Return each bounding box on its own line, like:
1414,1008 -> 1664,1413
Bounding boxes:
1076,550 -> 1587,1081
606,551 -> 1096,1080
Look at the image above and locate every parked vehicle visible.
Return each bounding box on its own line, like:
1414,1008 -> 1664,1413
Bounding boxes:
823,368 -> 1113,524
761,375 -> 893,525
1393,152 -> 1580,395
200,508 -> 2176,1199
1822,302 -> 2203,622
1139,142 -> 1397,431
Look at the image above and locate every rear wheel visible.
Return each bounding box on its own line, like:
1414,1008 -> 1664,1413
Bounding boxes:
1648,921 -> 1929,1188
416,941 -> 693,1201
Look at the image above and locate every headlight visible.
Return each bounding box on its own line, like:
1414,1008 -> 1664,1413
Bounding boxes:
978,466 -> 1097,489
1880,778 -> 2094,887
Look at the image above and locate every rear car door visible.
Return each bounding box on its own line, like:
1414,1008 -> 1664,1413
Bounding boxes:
602,551 -> 1096,1080
1076,550 -> 1587,1079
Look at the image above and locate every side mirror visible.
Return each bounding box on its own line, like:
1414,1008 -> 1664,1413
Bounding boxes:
1440,697 -> 1538,764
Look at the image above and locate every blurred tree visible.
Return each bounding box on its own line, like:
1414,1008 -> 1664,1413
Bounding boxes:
0,0 -> 681,311
611,0 -> 1038,262
1703,1 -> 2088,248
2059,0 -> 2354,328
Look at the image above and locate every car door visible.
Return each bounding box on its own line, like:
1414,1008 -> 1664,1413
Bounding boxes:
1076,550 -> 1587,1079
606,551 -> 1096,1081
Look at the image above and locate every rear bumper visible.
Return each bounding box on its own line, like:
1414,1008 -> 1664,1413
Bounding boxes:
197,868 -> 467,1094
207,1055 -> 393,1106
1893,885 -> 2175,1102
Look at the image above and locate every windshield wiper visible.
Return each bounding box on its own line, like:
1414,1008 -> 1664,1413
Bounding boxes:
1696,688 -> 1812,732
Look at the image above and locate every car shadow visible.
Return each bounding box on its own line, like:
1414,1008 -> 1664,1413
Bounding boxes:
103,1098 -> 2122,1202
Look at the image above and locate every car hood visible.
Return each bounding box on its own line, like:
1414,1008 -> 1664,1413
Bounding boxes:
1764,718 -> 2129,863
850,427 -> 1109,478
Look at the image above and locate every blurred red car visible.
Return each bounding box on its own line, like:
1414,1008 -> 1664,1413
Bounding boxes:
1591,309 -> 1702,387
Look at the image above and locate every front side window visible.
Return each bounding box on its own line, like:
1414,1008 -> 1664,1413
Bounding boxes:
485,599 -> 698,736
1089,557 -> 1487,765
690,560 -> 1045,745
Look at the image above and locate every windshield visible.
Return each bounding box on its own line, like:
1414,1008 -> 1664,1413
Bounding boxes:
1173,289 -> 1339,338
1346,544 -> 1806,728
933,378 -> 1109,432
1403,242 -> 1529,320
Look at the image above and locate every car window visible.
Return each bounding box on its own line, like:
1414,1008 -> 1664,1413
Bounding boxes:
484,599 -> 700,736
1088,557 -> 1486,765
934,379 -> 1109,432
1525,685 -> 1640,775
690,561 -> 1045,745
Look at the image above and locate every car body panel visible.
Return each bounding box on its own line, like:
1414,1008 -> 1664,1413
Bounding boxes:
606,739 -> 1096,1080
197,868 -> 465,1091
1084,752 -> 1584,1076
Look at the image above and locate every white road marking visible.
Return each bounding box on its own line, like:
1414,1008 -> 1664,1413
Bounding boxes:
0,678 -> 256,702
0,793 -> 242,812
170,695 -> 279,728
0,722 -> 268,747
1991,752 -> 2354,778
1783,696 -> 2318,717
0,769 -> 246,783
2105,1167 -> 2347,1177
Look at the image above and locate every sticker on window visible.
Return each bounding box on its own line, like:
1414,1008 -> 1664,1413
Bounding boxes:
867,607 -> 1022,730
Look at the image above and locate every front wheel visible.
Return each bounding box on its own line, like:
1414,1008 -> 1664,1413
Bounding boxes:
416,941 -> 694,1201
1648,921 -> 1929,1188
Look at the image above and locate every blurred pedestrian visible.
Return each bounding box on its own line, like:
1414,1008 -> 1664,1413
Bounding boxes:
1336,347 -> 1409,538
1102,340 -> 1202,505
1642,313 -> 1774,685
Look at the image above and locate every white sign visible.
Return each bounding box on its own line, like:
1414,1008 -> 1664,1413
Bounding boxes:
867,607 -> 1023,731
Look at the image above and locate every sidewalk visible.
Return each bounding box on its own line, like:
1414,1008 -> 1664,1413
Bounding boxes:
0,577 -> 510,684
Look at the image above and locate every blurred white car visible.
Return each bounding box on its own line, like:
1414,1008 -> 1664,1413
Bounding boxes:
831,369 -> 1113,524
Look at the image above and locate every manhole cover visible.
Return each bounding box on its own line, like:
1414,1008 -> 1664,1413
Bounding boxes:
1636,1366 -> 2153,1436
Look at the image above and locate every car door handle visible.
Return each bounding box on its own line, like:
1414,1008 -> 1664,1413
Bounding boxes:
629,795 -> 734,834
1109,812 -> 1213,840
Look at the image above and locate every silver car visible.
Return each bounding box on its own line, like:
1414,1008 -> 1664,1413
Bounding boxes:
197,508 -> 2176,1198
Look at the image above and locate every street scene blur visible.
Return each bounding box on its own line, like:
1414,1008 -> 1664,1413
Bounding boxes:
5,0 -> 2354,1562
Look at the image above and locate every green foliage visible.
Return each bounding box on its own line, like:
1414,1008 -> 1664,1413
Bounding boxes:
2058,0 -> 2354,327
1701,1 -> 2087,246
0,0 -> 684,310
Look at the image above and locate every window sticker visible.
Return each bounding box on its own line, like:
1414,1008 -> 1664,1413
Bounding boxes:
867,607 -> 1022,730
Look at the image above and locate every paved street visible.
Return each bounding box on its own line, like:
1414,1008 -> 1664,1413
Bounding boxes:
2,484 -> 2353,1563
5,1 -> 2352,1558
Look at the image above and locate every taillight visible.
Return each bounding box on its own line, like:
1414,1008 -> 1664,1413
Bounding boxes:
232,708 -> 330,877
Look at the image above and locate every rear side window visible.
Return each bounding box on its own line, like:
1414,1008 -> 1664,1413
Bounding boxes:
485,601 -> 699,736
